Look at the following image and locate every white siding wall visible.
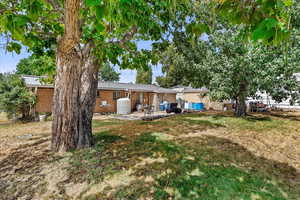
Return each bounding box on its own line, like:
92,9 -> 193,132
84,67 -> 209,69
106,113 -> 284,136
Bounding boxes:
247,92 -> 300,110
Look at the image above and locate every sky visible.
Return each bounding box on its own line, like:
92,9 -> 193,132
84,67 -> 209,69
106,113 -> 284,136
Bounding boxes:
0,40 -> 163,83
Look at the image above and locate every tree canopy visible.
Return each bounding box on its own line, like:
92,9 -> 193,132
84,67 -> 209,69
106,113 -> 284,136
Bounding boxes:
0,0 -> 296,56
15,55 -> 56,83
99,63 -> 120,82
136,67 -> 152,84
0,73 -> 36,120
160,26 -> 300,116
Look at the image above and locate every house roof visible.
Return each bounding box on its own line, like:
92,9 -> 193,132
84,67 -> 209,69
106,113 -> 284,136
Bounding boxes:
171,85 -> 209,93
183,87 -> 209,93
22,75 -> 53,88
97,81 -> 176,93
22,75 -> 176,94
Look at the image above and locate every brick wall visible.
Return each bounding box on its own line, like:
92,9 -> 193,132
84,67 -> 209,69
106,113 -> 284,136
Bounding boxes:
34,87 -> 176,113
35,88 -> 54,113
94,90 -> 126,113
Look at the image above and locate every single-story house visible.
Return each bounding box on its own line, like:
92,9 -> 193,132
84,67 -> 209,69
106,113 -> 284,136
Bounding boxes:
22,75 -> 177,114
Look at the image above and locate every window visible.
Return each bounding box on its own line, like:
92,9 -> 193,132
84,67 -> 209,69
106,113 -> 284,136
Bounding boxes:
96,91 -> 100,98
113,91 -> 121,100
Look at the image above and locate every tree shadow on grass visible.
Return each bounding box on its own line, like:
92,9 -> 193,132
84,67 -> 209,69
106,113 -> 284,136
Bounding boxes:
167,136 -> 300,200
244,115 -> 272,122
182,118 -> 225,128
93,130 -> 124,144
100,133 -> 300,200
210,113 -> 272,122
68,130 -> 125,184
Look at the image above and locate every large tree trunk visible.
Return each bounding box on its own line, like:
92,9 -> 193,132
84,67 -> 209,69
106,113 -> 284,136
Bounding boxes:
51,47 -> 98,152
235,82 -> 247,117
78,51 -> 99,146
51,0 -> 98,152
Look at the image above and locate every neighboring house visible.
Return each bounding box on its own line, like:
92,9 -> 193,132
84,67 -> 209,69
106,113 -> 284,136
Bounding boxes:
22,75 -> 176,114
174,73 -> 300,111
247,73 -> 300,110
172,86 -> 228,110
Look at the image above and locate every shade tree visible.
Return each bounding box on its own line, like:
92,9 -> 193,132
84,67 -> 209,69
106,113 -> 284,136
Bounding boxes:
0,0 -> 296,150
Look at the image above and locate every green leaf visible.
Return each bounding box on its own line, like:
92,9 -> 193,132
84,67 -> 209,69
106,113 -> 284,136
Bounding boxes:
85,0 -> 102,7
14,15 -> 30,27
264,18 -> 278,30
95,5 -> 105,19
6,42 -> 22,54
252,18 -> 278,41
27,0 -> 42,21
283,0 -> 293,6
186,23 -> 210,37
95,23 -> 105,32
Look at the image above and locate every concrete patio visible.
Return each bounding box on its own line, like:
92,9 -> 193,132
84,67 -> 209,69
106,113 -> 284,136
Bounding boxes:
93,111 -> 175,121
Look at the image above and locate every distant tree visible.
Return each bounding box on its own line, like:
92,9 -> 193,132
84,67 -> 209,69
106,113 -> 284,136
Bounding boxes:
136,67 -> 152,84
99,63 -> 120,82
16,55 -> 56,83
156,45 -> 190,88
0,74 -> 36,120
162,28 -> 300,117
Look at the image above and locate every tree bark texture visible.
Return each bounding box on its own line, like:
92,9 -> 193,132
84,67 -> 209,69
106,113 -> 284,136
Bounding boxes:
235,82 -> 247,117
51,0 -> 98,152
51,47 -> 98,151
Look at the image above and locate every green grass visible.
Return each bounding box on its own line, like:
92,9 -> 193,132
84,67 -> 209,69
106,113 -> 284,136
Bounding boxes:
133,134 -> 292,199
81,132 -> 298,199
181,113 -> 295,133
68,130 -> 124,183
92,119 -> 122,128
68,112 -> 300,199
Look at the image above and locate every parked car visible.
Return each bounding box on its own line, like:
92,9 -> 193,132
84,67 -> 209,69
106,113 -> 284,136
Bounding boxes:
249,101 -> 268,112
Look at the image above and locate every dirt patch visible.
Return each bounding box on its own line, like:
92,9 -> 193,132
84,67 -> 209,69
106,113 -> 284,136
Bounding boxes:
0,121 -> 51,157
83,169 -> 136,198
0,137 -> 52,200
35,157 -> 71,199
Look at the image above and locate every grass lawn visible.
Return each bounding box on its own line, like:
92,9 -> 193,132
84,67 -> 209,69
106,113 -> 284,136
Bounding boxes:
0,111 -> 299,200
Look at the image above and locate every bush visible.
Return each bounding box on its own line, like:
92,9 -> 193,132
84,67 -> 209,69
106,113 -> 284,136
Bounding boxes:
0,73 -> 36,120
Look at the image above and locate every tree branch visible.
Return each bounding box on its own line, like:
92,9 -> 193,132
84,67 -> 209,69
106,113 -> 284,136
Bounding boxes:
44,0 -> 64,14
109,25 -> 138,51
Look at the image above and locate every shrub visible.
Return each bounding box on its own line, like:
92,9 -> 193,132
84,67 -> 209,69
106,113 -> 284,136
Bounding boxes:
0,73 -> 36,120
